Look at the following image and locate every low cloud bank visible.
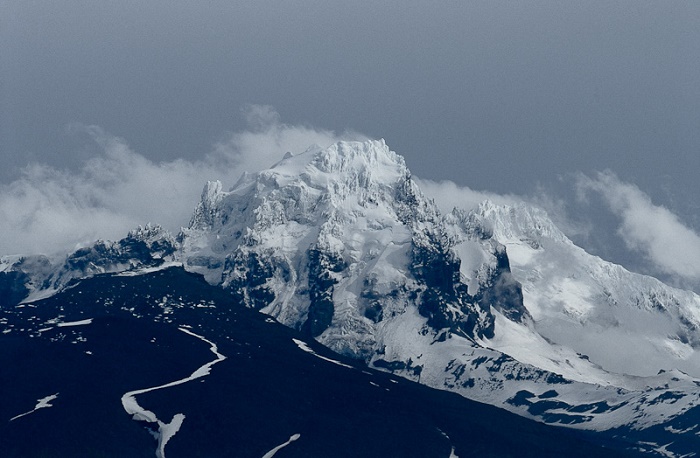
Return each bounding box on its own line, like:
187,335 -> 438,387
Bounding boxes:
419,172 -> 700,290
576,170 -> 700,282
3,113 -> 699,293
0,106 -> 364,255
416,178 -> 523,213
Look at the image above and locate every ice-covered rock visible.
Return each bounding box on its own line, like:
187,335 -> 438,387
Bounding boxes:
469,201 -> 700,379
180,140 -> 501,359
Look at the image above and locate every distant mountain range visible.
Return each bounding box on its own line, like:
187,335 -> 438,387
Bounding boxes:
2,140 -> 699,457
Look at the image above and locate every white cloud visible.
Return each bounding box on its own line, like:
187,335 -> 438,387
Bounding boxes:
8,106 -> 696,293
418,173 -> 700,291
576,170 -> 700,281
416,178 -> 522,214
416,177 -> 590,238
0,106 -> 366,256
211,104 -> 368,177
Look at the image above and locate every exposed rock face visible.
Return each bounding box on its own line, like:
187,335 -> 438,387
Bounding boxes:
0,255 -> 55,306
302,247 -> 346,337
50,224 -> 177,288
474,244 -> 529,324
181,140 -> 503,359
0,270 -> 30,306
0,225 -> 177,304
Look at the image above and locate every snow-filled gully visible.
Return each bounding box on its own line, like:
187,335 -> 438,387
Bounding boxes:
121,327 -> 226,458
261,433 -> 301,458
10,393 -> 59,422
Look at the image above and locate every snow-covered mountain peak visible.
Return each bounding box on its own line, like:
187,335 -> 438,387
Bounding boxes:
185,139 -> 429,243
308,139 -> 405,175
202,179 -> 223,200
178,139 -> 499,356
237,139 -> 409,201
468,200 -> 570,248
188,180 -> 225,231
467,200 -> 700,381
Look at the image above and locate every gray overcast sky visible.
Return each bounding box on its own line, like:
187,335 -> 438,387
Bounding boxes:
1,1 -> 700,287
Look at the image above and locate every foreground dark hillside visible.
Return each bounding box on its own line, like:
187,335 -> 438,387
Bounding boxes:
1,267 -> 641,457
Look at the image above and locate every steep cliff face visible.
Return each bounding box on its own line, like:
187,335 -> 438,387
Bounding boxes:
180,140 -> 501,359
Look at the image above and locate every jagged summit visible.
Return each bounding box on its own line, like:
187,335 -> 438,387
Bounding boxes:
467,200 -> 571,247
181,139 -> 498,358
189,180 -> 225,231
192,139 -> 409,210
186,140 -> 415,235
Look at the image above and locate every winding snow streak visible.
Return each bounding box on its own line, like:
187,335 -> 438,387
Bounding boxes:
292,338 -> 354,369
56,318 -> 93,327
261,433 -> 301,458
10,393 -> 59,421
116,262 -> 183,277
437,428 -> 460,458
121,328 -> 226,458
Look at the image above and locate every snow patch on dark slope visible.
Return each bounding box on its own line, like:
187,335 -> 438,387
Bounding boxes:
9,393 -> 59,422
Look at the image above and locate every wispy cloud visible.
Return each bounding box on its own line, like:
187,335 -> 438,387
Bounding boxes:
211,104 -> 368,177
0,106 -> 365,256
5,108 -> 698,295
416,178 -> 523,213
576,170 -> 700,282
417,177 -> 594,240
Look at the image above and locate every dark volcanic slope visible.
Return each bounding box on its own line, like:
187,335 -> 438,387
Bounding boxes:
1,267 -> 641,457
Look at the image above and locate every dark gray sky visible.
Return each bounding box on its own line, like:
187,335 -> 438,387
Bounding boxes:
2,1 -> 700,288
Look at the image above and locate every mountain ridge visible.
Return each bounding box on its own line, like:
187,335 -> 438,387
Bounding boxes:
2,139 -> 700,457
